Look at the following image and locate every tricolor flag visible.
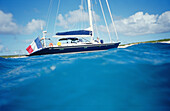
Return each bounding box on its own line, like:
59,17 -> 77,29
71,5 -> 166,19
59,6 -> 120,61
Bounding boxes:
26,38 -> 43,54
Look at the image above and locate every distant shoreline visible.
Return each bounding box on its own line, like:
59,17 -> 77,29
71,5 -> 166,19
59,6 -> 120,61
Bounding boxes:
0,38 -> 170,58
118,38 -> 170,48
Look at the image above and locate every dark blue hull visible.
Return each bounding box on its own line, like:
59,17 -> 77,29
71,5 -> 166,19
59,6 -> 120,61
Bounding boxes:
28,42 -> 120,56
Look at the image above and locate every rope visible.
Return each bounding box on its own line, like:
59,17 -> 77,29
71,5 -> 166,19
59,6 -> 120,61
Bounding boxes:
84,0 -> 88,12
84,0 -> 88,29
106,0 -> 119,42
99,0 -> 112,43
46,0 -> 53,31
53,0 -> 61,35
81,0 -> 84,29
91,2 -> 100,39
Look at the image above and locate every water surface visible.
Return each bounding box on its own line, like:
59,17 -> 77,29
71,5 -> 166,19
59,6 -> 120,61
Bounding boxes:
0,43 -> 170,111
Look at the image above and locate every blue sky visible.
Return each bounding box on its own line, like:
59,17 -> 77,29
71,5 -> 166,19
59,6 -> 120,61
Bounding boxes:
0,0 -> 170,55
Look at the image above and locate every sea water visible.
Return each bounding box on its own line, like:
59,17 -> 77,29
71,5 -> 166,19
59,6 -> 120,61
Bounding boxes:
0,43 -> 170,111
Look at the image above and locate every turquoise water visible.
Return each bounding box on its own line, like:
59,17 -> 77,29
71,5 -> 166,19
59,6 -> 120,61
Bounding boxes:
0,43 -> 170,111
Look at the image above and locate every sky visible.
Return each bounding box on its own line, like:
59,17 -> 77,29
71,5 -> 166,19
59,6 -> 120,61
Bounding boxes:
0,0 -> 170,55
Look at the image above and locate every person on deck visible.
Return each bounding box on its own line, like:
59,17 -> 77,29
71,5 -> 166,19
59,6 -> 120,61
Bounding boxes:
97,37 -> 100,43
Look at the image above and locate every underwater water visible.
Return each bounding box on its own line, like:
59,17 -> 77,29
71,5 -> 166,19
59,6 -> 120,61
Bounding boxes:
0,43 -> 170,111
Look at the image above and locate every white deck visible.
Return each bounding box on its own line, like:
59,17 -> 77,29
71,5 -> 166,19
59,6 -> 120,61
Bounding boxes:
48,42 -> 100,48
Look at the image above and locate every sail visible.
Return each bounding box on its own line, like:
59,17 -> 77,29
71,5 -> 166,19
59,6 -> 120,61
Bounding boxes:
54,29 -> 92,37
53,0 -> 94,39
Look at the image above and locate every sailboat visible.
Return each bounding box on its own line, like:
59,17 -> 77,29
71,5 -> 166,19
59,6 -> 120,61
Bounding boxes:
26,0 -> 120,56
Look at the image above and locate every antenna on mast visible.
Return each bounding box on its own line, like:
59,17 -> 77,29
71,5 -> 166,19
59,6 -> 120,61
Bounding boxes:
41,23 -> 44,31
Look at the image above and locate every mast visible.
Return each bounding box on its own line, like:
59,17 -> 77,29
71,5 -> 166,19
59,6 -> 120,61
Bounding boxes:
43,31 -> 47,47
87,0 -> 94,42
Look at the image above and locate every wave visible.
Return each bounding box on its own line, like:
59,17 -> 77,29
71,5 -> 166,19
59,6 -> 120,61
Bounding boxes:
0,43 -> 170,111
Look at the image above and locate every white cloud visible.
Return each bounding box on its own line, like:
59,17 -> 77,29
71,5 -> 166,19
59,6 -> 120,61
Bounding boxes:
0,45 -> 4,51
25,19 -> 46,34
0,10 -> 46,35
56,14 -> 69,29
0,10 -> 19,34
56,5 -> 100,29
99,11 -> 170,36
34,8 -> 40,13
24,39 -> 34,43
156,11 -> 170,33
0,44 -> 9,53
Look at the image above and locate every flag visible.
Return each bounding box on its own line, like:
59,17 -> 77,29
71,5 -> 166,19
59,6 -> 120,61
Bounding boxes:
26,38 -> 43,54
